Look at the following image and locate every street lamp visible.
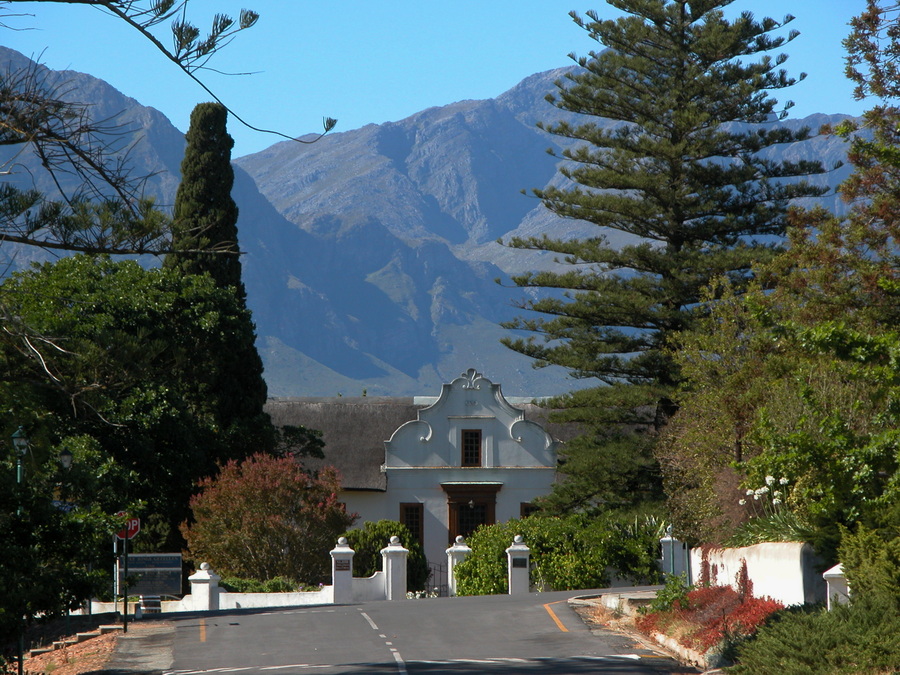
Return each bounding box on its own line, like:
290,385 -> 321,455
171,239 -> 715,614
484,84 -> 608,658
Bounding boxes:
10,428 -> 76,675
58,448 -> 73,471
54,448 -> 75,512
11,426 -> 29,453
11,426 -> 28,675
12,426 -> 29,493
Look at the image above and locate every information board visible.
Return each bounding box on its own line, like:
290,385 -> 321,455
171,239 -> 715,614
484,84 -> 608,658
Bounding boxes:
118,553 -> 182,597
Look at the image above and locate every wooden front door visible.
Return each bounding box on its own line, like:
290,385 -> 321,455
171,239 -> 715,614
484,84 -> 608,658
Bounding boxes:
442,484 -> 501,544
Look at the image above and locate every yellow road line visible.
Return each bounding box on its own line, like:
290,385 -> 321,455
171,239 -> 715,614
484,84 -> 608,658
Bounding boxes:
199,618 -> 206,642
543,602 -> 569,632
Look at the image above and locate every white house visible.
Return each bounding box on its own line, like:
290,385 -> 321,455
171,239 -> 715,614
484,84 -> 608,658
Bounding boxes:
265,369 -> 567,584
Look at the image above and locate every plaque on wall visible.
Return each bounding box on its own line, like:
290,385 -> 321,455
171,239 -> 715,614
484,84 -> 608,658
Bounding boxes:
335,560 -> 351,571
512,558 -> 528,568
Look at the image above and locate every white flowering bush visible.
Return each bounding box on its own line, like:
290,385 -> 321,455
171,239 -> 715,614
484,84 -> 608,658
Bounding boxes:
406,588 -> 440,599
727,476 -> 814,547
738,476 -> 787,511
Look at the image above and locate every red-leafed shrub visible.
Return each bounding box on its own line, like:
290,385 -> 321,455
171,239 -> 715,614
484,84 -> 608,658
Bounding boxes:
727,596 -> 784,634
690,594 -> 784,651
182,454 -> 357,583
637,583 -> 784,654
676,585 -> 741,622
635,607 -> 675,636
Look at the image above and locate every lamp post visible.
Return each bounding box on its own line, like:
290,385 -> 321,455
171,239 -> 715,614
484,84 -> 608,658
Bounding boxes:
59,448 -> 73,471
12,427 -> 29,517
10,430 -> 77,675
11,426 -> 29,675
53,448 -> 74,511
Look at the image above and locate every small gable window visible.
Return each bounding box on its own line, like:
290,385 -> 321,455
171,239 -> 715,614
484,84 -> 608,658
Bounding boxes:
461,429 -> 482,467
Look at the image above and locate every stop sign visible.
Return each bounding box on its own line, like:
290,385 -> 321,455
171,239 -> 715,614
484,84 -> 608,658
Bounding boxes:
116,511 -> 141,540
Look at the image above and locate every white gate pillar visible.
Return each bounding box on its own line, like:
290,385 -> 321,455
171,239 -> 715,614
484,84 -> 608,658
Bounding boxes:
330,537 -> 355,604
823,564 -> 850,610
446,535 -> 472,597
381,536 -> 409,601
188,563 -> 221,611
660,526 -> 689,579
506,535 -> 530,595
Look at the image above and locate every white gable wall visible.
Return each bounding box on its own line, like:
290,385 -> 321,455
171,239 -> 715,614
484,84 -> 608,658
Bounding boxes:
342,369 -> 558,580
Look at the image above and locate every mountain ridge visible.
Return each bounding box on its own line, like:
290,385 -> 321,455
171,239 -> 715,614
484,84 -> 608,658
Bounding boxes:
1,47 -> 857,397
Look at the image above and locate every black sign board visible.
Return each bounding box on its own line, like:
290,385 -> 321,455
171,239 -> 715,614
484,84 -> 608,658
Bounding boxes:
118,553 -> 182,597
511,558 -> 528,568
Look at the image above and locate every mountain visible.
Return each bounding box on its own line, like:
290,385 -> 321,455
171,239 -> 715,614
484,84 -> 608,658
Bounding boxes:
233,71 -> 854,397
0,47 -> 857,397
0,46 -> 185,271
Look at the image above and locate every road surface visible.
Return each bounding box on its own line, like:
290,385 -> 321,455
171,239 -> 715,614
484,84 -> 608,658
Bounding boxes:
113,591 -> 695,674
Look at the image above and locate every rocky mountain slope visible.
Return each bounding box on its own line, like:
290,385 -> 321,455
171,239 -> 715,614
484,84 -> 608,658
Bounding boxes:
1,47 -> 856,397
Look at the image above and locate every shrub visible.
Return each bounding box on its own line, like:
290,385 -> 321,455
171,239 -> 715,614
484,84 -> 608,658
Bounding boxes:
639,573 -> 693,615
725,510 -> 816,548
181,455 -> 356,583
453,521 -> 514,595
587,513 -> 667,585
636,581 -> 783,658
343,520 -> 429,591
455,516 -> 608,595
731,597 -> 900,674
725,476 -> 816,547
454,513 -> 665,595
838,525 -> 900,608
726,517 -> 900,671
684,588 -> 782,653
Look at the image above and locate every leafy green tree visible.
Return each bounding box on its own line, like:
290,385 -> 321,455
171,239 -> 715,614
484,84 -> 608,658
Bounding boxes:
182,454 -> 356,583
661,225 -> 900,546
502,1 -> 830,513
660,1 -> 900,548
0,3 -> 328,662
0,255 -> 278,548
342,520 -> 429,592
0,439 -> 120,667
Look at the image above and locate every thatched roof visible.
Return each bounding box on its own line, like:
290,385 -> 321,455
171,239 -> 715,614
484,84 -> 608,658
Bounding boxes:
264,397 -> 578,492
265,397 -> 422,491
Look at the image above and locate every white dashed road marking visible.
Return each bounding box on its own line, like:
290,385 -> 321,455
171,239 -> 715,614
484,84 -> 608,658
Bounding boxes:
358,609 -> 406,674
358,610 -> 379,631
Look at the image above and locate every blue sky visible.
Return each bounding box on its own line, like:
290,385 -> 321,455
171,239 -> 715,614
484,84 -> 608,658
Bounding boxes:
3,1 -> 869,158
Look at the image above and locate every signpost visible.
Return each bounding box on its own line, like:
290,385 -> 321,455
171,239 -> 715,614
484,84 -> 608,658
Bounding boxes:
115,512 -> 140,633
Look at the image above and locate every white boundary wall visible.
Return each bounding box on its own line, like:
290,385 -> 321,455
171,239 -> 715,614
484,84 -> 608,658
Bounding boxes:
690,542 -> 825,606
90,538 -> 410,614
91,587 -> 335,614
205,588 -> 334,611
352,572 -> 386,602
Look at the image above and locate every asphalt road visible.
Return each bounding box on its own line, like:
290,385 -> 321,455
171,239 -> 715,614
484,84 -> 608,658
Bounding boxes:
109,591 -> 696,674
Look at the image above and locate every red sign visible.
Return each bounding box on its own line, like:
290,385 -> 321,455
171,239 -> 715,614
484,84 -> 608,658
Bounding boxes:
116,511 -> 141,540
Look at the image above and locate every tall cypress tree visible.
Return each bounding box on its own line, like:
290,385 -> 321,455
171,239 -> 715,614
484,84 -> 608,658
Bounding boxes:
166,102 -> 243,290
166,102 -> 271,462
502,1 -> 831,512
